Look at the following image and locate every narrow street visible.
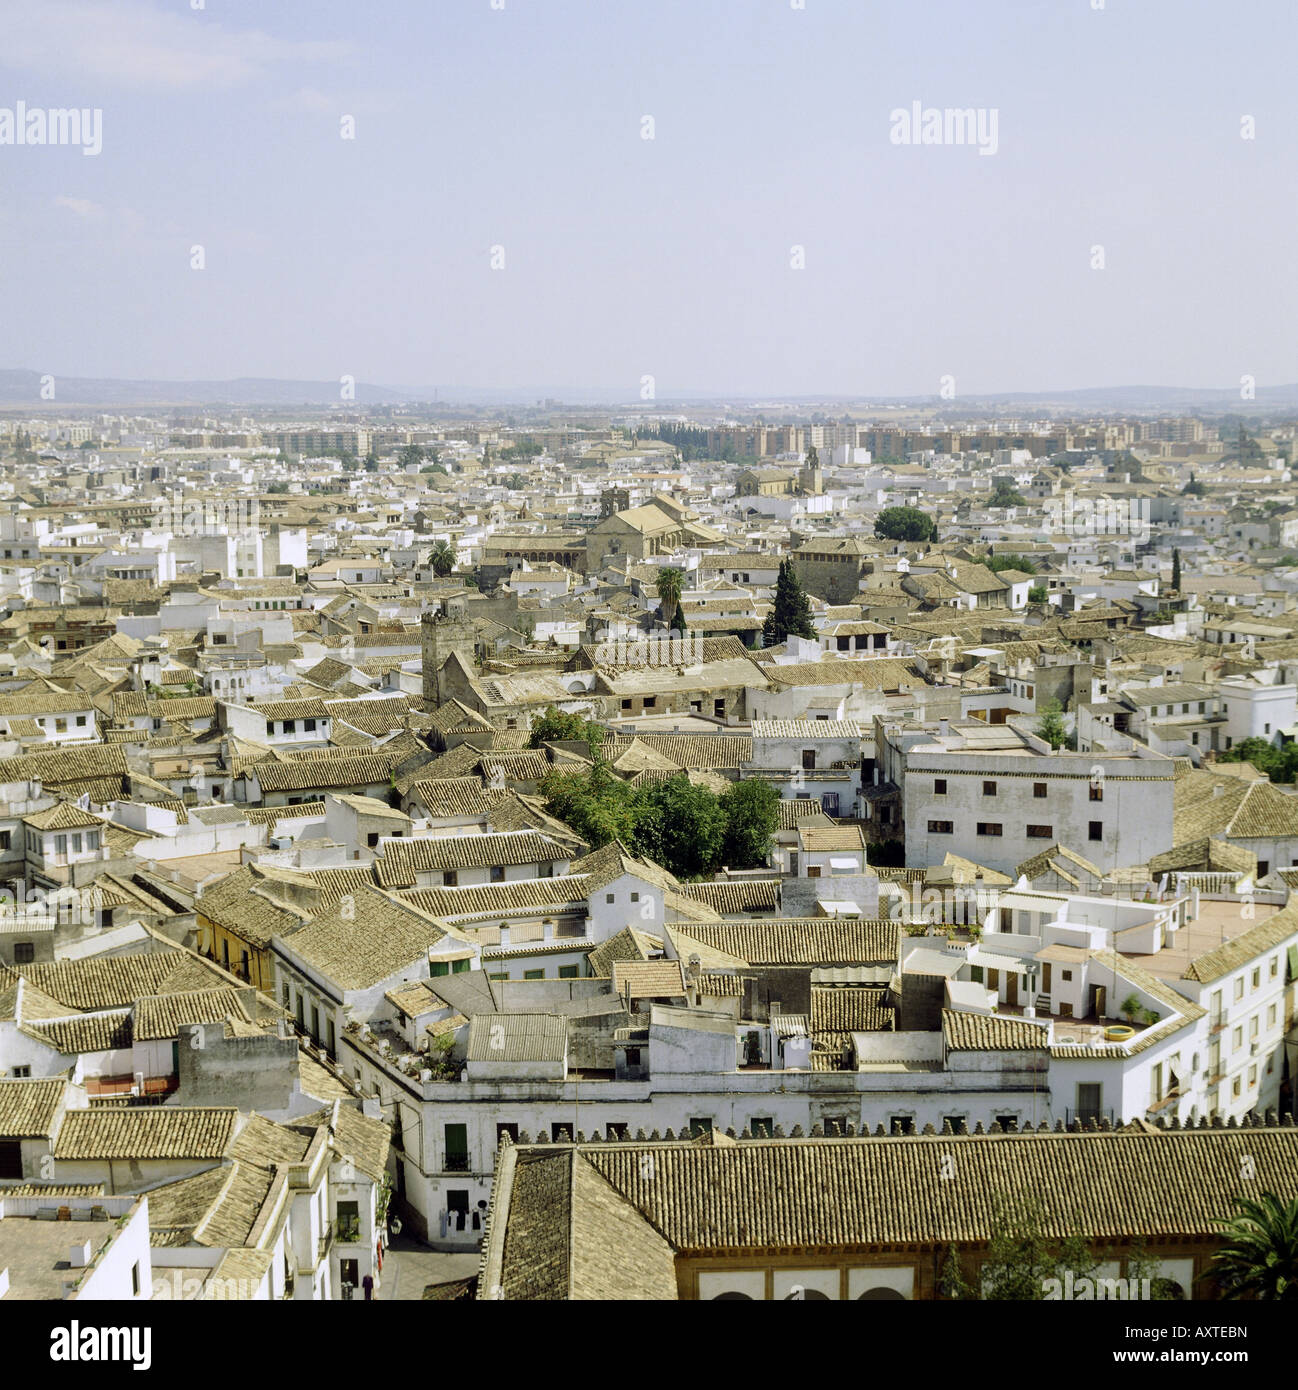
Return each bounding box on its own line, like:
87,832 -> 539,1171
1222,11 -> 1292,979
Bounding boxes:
374,1232 -> 481,1301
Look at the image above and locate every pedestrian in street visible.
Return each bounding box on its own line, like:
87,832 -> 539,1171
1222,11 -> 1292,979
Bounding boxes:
362,1273 -> 374,1301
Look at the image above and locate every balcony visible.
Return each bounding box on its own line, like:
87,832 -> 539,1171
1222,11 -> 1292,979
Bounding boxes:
317,1220 -> 335,1261
443,1153 -> 470,1173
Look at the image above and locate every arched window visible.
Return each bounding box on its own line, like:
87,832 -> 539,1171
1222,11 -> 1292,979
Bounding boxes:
857,1287 -> 906,1301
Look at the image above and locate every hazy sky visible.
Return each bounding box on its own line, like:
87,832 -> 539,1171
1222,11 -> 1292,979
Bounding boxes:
1,0 -> 1295,399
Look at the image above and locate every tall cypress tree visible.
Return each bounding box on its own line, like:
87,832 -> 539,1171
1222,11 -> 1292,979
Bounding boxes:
763,559 -> 817,645
1171,547 -> 1181,592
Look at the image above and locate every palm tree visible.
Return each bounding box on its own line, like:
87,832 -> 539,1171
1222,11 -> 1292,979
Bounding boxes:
656,566 -> 684,630
430,541 -> 456,577
1210,1192 -> 1298,1300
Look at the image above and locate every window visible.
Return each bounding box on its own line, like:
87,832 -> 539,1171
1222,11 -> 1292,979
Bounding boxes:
802,750 -> 817,771
558,965 -> 579,979
995,1116 -> 1018,1134
367,833 -> 380,848
1235,977 -> 1245,1001
443,871 -> 458,887
13,942 -> 34,964
982,780 -> 997,797
1270,956 -> 1279,979
55,834 -> 67,855
927,820 -> 953,834
630,892 -> 639,903
1088,821 -> 1103,841
496,1122 -> 519,1146
429,961 -> 449,977
933,778 -> 947,795
1233,1026 -> 1243,1050
688,1117 -> 713,1138
444,1123 -> 469,1172
605,893 -> 615,904
1089,784 -> 1103,802
86,831 -> 97,851
1061,969 -> 1073,981
337,1200 -> 361,1242
889,1117 -> 912,1136
976,823 -> 1003,837
1033,782 -> 1047,798
1268,1003 -> 1278,1028
1251,968 -> 1260,991
1026,824 -> 1053,838
523,969 -> 544,980
490,866 -> 505,883
749,1117 -> 774,1139
131,1262 -> 140,1296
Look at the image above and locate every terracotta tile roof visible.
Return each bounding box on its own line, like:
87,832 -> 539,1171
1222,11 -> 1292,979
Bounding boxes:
941,1009 -> 1051,1051
812,986 -> 894,1037
0,1078 -> 67,1137
678,919 -> 899,967
677,880 -> 780,915
373,831 -> 566,887
610,959 -> 686,1000
55,1107 -> 238,1160
493,1124 -> 1298,1261
1180,902 -> 1298,983
466,1012 -> 566,1063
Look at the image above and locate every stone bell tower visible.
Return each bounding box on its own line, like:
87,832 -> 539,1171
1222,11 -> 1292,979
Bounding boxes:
421,596 -> 478,704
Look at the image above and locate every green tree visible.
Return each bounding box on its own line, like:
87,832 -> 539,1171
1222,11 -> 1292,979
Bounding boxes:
989,480 -> 1027,508
1027,584 -> 1048,604
1171,548 -> 1181,591
537,760 -> 637,850
1210,1192 -> 1298,1301
1182,471 -> 1206,497
960,1195 -> 1100,1301
656,566 -> 685,629
1035,699 -> 1067,750
874,506 -> 937,543
429,540 -> 456,577
528,706 -> 606,757
985,553 -> 1037,574
718,779 -> 779,869
762,559 -> 816,645
631,775 -> 728,880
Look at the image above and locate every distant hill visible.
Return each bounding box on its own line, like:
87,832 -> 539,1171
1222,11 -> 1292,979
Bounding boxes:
0,369 -> 429,407
1,368 -> 1296,413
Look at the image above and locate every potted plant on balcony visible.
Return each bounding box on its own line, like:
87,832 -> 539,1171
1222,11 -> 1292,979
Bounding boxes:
1119,992 -> 1141,1025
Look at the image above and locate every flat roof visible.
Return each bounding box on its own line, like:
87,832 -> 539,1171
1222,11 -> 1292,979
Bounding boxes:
0,1216 -> 114,1300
